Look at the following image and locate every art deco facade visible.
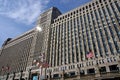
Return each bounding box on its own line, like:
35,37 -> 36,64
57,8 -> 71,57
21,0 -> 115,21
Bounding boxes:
46,0 -> 120,79
0,0 -> 120,80
0,7 -> 61,80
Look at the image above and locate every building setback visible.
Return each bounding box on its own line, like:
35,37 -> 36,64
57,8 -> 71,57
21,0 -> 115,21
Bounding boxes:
0,0 -> 120,80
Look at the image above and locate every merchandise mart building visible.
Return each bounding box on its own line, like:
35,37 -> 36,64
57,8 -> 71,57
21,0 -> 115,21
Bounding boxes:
0,0 -> 120,80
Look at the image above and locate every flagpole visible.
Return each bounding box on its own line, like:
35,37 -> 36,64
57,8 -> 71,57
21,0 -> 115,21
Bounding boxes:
39,66 -> 41,80
45,68 -> 47,80
36,53 -> 49,80
39,66 -> 42,80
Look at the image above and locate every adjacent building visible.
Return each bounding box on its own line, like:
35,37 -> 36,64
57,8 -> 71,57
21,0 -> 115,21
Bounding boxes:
0,0 -> 120,80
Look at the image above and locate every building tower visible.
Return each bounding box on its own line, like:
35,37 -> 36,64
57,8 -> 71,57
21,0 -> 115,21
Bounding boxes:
46,0 -> 120,79
0,7 -> 61,80
0,0 -> 120,80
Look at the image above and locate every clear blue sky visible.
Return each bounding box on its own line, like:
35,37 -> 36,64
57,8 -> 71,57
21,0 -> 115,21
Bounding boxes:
0,0 -> 91,47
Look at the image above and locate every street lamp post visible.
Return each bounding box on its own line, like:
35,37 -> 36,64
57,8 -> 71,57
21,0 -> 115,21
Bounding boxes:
95,63 -> 100,78
5,73 -> 9,80
45,67 -> 49,80
77,65 -> 81,80
20,70 -> 23,80
28,69 -> 31,80
12,72 -> 15,80
49,70 -> 51,80
62,70 -> 65,80
118,60 -> 120,73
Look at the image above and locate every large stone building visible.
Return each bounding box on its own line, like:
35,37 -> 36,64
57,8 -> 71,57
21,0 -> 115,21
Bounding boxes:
0,0 -> 120,80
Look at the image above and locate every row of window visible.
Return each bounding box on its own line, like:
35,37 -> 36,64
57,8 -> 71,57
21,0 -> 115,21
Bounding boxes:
49,3 -> 120,66
0,37 -> 33,74
47,56 -> 119,73
54,0 -> 119,22
55,0 -> 119,22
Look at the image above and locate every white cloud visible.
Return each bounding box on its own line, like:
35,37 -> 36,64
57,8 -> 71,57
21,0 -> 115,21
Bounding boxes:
0,0 -> 50,25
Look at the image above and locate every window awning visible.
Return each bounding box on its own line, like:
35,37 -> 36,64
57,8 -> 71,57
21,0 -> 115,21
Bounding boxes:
53,74 -> 59,78
69,71 -> 76,76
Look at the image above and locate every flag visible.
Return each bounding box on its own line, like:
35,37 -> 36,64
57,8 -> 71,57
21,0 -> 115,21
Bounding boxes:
86,51 -> 94,58
36,62 -> 40,67
36,61 -> 43,68
5,65 -> 10,70
39,53 -> 46,62
41,53 -> 45,59
1,66 -> 4,71
36,62 -> 42,67
39,53 -> 45,59
33,60 -> 37,63
42,53 -> 45,59
33,60 -> 38,65
42,62 -> 49,68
